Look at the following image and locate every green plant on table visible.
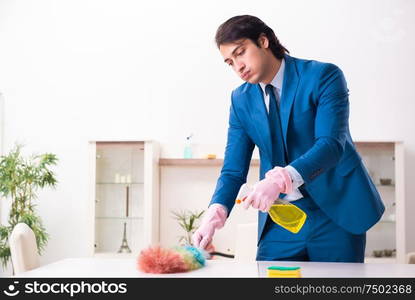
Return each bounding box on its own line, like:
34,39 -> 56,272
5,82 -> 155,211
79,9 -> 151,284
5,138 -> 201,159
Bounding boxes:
171,209 -> 204,246
0,144 -> 58,269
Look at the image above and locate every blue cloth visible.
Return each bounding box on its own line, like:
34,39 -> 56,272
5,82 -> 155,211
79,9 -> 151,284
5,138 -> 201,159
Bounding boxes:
256,196 -> 366,262
209,54 -> 384,249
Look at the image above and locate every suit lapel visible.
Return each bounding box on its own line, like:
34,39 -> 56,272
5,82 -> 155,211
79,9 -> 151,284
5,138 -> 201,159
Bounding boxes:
247,84 -> 273,162
246,55 -> 300,164
280,54 -> 299,146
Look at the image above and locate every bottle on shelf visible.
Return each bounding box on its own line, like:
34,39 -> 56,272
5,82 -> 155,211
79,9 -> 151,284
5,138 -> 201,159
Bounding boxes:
184,133 -> 193,159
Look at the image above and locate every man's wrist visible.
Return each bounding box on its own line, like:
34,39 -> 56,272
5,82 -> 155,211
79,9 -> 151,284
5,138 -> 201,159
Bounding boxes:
284,165 -> 304,189
265,167 -> 293,193
205,203 -> 227,228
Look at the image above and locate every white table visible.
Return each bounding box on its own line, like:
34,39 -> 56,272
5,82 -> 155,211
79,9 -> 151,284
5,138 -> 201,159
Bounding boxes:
16,258 -> 415,278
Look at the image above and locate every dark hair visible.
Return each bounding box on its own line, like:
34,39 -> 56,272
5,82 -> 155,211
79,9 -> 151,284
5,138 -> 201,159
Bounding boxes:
215,15 -> 289,59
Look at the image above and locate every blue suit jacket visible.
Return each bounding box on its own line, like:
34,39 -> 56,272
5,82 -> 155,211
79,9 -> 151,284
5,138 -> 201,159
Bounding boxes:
210,54 -> 384,241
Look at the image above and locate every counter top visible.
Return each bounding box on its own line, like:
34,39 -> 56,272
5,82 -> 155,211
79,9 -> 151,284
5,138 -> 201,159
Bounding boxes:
16,258 -> 415,278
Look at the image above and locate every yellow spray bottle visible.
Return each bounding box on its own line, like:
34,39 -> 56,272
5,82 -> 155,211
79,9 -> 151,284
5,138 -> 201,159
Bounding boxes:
236,183 -> 307,234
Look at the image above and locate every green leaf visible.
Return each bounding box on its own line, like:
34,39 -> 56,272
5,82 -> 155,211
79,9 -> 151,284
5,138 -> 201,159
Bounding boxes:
170,209 -> 205,245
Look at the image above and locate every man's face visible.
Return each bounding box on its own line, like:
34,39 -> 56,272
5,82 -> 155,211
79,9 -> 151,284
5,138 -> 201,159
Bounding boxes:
219,37 -> 270,84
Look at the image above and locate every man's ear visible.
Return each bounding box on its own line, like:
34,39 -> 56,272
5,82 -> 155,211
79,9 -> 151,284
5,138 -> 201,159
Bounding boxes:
258,34 -> 269,49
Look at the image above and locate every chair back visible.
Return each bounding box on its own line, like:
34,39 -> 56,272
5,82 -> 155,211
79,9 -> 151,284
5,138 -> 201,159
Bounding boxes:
9,223 -> 40,275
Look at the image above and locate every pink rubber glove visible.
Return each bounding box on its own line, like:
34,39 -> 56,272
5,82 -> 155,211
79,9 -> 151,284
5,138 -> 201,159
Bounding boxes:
243,167 -> 293,212
192,204 -> 227,249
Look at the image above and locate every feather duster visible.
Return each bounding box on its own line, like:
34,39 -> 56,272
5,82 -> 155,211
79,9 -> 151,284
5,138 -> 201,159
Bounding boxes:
137,245 -> 207,274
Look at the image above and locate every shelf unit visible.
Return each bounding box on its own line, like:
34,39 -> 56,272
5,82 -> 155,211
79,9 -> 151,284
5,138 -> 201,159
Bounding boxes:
88,140 -> 160,257
159,158 -> 260,166
158,157 -> 260,256
355,141 -> 405,263
159,142 -> 406,263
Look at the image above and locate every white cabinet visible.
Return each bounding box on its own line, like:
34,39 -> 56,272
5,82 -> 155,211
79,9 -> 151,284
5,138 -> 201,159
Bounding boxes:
356,141 -> 406,263
159,158 -> 259,256
88,141 -> 159,257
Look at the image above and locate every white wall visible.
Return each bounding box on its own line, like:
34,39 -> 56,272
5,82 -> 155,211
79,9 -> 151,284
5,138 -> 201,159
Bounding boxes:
0,0 -> 414,273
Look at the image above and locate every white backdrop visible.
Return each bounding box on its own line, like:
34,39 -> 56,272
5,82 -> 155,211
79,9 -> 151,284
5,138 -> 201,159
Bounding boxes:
0,0 -> 414,274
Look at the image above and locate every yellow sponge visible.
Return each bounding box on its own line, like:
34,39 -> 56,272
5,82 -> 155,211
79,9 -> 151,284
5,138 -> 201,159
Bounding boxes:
267,266 -> 302,278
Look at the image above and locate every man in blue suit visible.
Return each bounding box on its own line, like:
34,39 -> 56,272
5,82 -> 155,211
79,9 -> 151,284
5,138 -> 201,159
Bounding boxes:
192,15 -> 384,262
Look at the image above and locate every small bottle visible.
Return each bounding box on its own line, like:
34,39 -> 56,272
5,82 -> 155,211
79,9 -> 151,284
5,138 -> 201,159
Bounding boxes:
184,134 -> 193,159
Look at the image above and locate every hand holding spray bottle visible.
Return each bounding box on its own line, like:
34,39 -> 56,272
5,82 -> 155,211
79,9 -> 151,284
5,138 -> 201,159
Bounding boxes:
236,183 -> 307,234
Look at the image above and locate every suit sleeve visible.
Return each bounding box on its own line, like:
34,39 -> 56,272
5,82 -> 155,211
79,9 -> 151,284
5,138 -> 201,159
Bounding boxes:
209,91 -> 255,215
290,63 -> 349,184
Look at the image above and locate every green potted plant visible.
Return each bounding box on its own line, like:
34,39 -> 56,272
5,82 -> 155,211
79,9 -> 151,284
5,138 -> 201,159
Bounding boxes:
0,144 -> 58,269
171,209 -> 204,246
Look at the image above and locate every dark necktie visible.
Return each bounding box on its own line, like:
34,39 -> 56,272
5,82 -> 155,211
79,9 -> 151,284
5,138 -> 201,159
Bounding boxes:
266,84 -> 287,168
266,84 -> 289,199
